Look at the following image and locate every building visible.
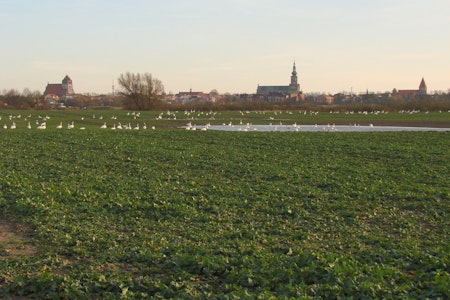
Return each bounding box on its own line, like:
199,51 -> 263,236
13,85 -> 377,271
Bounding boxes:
257,62 -> 303,101
43,75 -> 75,99
173,89 -> 210,103
393,78 -> 427,97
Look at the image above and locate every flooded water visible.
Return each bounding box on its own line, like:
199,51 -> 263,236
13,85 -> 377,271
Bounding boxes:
184,124 -> 450,132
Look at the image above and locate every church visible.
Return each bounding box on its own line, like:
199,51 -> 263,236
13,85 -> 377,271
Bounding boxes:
256,62 -> 303,101
392,78 -> 427,97
43,75 -> 75,99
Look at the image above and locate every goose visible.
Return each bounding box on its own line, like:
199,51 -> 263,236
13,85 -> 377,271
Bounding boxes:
3,124 -> 7,129
27,122 -> 31,129
56,122 -> 63,129
100,122 -> 107,129
37,122 -> 46,130
10,122 -> 16,129
133,124 -> 140,130
111,124 -> 116,130
67,121 -> 74,129
142,123 -> 147,130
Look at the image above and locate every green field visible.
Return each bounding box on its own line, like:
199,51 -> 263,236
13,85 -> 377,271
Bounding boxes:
0,110 -> 449,298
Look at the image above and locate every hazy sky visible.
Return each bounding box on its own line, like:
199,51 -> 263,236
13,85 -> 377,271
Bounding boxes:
1,0 -> 449,95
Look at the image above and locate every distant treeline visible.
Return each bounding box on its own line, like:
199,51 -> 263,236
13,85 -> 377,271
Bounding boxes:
1,89 -> 450,112
165,94 -> 450,112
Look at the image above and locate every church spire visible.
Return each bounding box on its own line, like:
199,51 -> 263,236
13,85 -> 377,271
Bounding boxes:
419,77 -> 427,95
292,61 -> 297,76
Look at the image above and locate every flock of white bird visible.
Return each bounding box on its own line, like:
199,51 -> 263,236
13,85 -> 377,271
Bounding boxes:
1,109 -> 448,131
0,113 -> 156,131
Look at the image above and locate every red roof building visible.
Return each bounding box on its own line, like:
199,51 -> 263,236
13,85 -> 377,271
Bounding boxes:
174,89 -> 209,103
393,78 -> 427,97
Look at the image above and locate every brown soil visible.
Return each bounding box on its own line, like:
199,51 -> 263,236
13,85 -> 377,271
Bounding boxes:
0,219 -> 38,259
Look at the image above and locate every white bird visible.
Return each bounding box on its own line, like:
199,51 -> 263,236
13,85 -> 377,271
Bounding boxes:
142,123 -> 147,130
111,124 -> 116,130
151,126 -> 156,130
100,122 -> 107,129
133,124 -> 140,130
37,122 -> 46,130
10,122 -> 16,129
2,124 -> 7,129
56,122 -> 63,129
67,121 -> 74,129
27,122 -> 31,129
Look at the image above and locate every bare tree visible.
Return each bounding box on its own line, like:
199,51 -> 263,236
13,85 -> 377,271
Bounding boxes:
118,72 -> 164,110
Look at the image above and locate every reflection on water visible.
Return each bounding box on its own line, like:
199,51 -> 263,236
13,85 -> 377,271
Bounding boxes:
183,124 -> 450,132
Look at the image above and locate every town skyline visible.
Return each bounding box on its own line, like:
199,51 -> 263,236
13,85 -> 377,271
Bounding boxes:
1,1 -> 449,95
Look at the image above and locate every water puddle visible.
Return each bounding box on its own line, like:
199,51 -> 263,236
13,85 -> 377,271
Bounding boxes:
184,124 -> 450,132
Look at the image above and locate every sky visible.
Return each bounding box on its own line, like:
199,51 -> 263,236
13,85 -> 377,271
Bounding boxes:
1,0 -> 449,95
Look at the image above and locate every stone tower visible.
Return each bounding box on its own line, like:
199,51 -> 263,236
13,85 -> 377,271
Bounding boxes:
289,62 -> 300,96
61,75 -> 74,95
419,78 -> 427,95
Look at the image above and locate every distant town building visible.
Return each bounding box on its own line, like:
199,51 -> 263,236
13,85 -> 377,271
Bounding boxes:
393,78 -> 427,97
313,94 -> 334,104
257,62 -> 303,101
172,89 -> 210,103
43,75 -> 75,99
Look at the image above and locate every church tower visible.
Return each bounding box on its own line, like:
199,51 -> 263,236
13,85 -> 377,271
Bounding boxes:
419,77 -> 427,95
289,61 -> 300,95
61,75 -> 74,95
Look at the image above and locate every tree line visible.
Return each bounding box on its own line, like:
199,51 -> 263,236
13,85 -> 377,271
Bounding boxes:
2,72 -> 450,111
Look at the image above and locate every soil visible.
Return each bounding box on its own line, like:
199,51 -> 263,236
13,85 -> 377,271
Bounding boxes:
0,219 -> 38,259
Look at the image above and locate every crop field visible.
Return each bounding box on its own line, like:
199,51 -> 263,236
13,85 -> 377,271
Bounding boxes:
0,110 -> 449,298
